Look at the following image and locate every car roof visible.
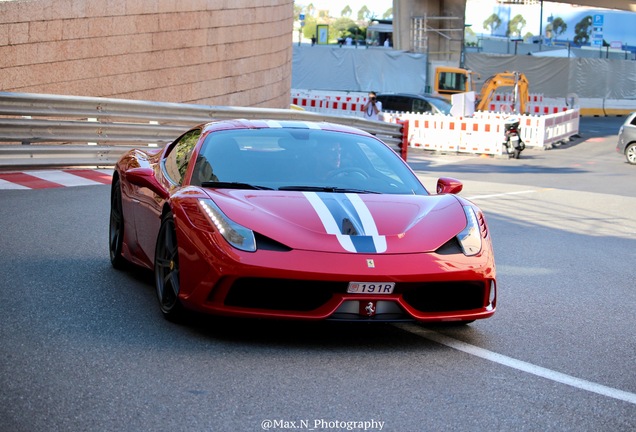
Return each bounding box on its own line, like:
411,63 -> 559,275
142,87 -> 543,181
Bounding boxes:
199,119 -> 374,137
377,93 -> 443,100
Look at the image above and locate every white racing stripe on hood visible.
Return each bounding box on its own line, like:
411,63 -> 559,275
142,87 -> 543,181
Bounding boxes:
346,193 -> 387,252
303,191 -> 387,253
303,192 -> 356,252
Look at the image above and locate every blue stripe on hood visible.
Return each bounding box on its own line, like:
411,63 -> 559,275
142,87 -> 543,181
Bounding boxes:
304,192 -> 387,253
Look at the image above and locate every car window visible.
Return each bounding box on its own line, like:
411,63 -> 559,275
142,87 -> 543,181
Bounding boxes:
163,129 -> 201,185
412,98 -> 432,113
426,97 -> 452,115
378,96 -> 410,113
438,71 -> 467,92
194,128 -> 427,195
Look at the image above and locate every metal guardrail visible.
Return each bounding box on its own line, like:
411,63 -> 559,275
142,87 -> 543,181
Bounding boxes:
0,92 -> 406,168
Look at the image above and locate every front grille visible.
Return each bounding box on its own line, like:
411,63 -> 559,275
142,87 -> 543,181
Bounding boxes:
223,278 -> 486,314
224,278 -> 344,311
400,281 -> 486,312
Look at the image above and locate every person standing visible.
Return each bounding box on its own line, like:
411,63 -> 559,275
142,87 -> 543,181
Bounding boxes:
363,92 -> 382,121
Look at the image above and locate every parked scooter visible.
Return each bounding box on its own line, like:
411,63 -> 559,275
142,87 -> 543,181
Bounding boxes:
503,117 -> 525,159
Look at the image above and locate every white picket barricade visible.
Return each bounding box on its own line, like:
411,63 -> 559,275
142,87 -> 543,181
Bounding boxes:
292,89 -> 579,156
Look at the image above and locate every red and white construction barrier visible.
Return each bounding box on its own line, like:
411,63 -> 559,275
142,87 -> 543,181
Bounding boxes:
291,90 -> 368,118
292,89 -> 579,155
384,109 -> 579,155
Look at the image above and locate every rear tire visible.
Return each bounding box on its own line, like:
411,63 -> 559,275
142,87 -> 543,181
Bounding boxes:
154,211 -> 185,322
109,177 -> 127,270
626,143 -> 636,165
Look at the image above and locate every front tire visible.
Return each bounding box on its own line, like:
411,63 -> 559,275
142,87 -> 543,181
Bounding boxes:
109,177 -> 127,269
154,211 -> 184,322
626,143 -> 636,165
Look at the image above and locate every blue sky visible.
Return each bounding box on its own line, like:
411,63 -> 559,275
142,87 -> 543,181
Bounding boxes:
296,0 -> 636,46
466,0 -> 636,46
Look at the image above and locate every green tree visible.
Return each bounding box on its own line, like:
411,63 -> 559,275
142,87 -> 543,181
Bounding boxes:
382,8 -> 393,20
483,14 -> 502,35
573,15 -> 593,45
302,14 -> 318,40
357,5 -> 371,21
332,17 -> 357,39
508,14 -> 526,37
341,5 -> 352,17
551,17 -> 567,37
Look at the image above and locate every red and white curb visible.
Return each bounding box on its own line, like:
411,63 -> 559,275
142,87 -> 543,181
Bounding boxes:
0,169 -> 113,190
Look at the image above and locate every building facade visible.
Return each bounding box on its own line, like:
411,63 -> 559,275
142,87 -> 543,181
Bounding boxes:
0,0 -> 293,108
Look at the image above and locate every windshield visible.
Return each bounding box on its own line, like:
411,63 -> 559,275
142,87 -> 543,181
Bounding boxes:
190,128 -> 427,195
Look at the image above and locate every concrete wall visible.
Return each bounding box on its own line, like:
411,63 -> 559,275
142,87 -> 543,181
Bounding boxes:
0,0 -> 293,108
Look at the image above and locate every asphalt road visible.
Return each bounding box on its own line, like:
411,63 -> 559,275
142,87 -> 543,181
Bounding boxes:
0,116 -> 634,431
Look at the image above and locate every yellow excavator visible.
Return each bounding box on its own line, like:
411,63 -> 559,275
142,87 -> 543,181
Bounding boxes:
433,66 -> 478,99
475,71 -> 529,114
434,68 -> 529,114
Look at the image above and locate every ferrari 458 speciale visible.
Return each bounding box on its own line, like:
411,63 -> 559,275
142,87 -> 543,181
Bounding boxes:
109,119 -> 496,323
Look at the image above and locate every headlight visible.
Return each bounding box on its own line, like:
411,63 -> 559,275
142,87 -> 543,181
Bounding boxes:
198,199 -> 256,252
457,206 -> 482,256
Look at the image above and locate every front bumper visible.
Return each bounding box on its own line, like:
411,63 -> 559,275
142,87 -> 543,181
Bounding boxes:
177,244 -> 497,322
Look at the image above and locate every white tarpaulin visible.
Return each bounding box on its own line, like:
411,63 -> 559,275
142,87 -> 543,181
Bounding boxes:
292,47 -> 636,102
464,53 -> 636,99
292,45 -> 428,94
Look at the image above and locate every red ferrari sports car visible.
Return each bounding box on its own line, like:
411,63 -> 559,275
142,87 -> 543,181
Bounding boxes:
109,119 -> 496,323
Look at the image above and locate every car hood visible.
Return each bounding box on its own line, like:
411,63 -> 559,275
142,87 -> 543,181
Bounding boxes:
205,190 -> 467,254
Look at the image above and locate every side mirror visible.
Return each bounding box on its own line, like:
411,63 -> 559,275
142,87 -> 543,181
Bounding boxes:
436,177 -> 463,195
125,167 -> 169,200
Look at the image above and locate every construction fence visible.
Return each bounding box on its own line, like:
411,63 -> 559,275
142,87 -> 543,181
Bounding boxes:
291,89 -> 580,156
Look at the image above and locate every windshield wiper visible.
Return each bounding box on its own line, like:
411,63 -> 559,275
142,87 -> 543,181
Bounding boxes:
277,185 -> 379,194
201,181 -> 273,190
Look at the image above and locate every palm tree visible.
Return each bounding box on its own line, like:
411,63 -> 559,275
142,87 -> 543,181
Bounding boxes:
508,14 -> 526,37
551,17 -> 567,37
483,14 -> 502,35
573,15 -> 593,46
357,6 -> 371,22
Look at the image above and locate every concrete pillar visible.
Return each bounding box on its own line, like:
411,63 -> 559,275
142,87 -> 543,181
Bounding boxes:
393,0 -> 466,66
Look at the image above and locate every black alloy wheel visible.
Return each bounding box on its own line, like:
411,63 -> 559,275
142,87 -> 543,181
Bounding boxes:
109,177 -> 127,269
154,211 -> 184,321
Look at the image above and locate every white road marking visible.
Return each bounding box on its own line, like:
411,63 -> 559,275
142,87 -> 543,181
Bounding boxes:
466,189 -> 544,200
408,155 -> 477,167
395,323 -> 636,405
27,170 -> 104,187
0,178 -> 29,190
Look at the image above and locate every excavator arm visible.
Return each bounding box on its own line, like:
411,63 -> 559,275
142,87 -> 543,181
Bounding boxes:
476,71 -> 529,114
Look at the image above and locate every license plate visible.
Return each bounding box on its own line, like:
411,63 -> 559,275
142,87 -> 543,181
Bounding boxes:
347,282 -> 395,294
